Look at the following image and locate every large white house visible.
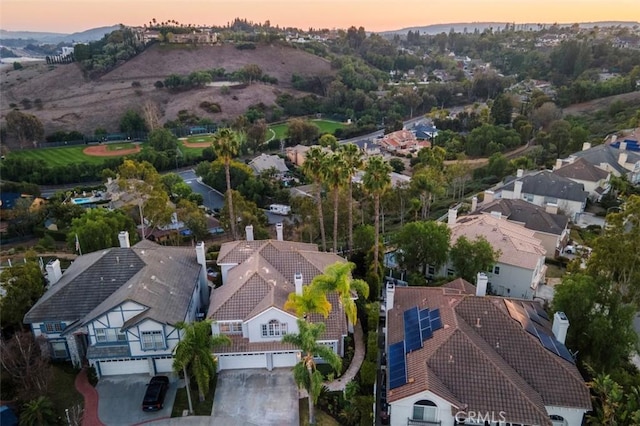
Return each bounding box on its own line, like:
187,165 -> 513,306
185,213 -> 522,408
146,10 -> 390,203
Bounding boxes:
384,280 -> 591,426
429,210 -> 547,299
208,224 -> 349,370
24,233 -> 210,377
494,170 -> 588,222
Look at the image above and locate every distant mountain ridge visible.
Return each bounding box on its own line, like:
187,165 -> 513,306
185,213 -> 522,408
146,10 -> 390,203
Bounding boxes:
0,25 -> 121,43
380,21 -> 640,35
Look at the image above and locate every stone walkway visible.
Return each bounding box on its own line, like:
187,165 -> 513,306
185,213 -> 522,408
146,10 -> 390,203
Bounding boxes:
299,321 -> 365,398
75,368 -> 105,426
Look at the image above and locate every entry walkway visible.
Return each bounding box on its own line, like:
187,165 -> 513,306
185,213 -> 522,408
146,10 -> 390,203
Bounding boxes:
75,368 -> 105,426
299,321 -> 365,398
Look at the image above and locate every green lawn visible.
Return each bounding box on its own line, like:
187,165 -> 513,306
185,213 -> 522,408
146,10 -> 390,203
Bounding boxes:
299,399 -> 340,426
7,145 -> 106,166
171,378 -> 215,417
184,134 -> 215,144
49,363 -> 84,423
268,119 -> 347,141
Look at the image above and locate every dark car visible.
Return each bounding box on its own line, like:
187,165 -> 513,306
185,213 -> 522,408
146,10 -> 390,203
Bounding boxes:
142,376 -> 170,412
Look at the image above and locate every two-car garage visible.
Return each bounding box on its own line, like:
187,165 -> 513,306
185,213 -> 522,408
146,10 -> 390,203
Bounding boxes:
94,356 -> 175,377
217,351 -> 298,371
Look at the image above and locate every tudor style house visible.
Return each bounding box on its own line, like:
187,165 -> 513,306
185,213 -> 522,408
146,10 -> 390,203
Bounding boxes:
384,278 -> 591,426
24,232 -> 210,377
208,223 -> 349,371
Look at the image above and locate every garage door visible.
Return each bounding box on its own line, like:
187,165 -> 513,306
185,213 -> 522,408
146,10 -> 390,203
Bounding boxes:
273,352 -> 298,368
154,357 -> 174,373
98,358 -> 150,376
218,353 -> 267,370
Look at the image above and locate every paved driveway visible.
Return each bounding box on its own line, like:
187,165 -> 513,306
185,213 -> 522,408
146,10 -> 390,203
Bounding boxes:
211,369 -> 298,426
97,374 -> 178,425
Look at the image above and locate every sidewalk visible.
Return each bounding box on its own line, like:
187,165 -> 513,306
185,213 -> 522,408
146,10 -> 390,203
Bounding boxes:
75,368 -> 105,426
299,321 -> 365,398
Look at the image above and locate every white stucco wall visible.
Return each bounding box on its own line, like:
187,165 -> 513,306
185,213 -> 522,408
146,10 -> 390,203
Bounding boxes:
545,405 -> 588,426
129,319 -> 179,357
390,390 -> 455,426
246,307 -> 298,343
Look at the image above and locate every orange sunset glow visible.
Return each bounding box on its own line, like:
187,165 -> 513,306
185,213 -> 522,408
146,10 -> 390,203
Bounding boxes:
1,0 -> 639,33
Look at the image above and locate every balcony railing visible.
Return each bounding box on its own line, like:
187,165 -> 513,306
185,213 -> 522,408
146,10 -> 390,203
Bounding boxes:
407,419 -> 441,426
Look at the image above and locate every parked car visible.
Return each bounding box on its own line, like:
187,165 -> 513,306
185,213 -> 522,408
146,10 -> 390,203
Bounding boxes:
142,376 -> 170,412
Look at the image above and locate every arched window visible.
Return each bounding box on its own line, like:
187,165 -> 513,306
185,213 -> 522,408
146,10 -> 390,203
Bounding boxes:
412,399 -> 437,422
261,319 -> 288,337
550,415 -> 566,426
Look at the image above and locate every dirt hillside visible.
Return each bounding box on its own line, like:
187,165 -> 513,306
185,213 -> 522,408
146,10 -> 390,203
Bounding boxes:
0,43 -> 334,143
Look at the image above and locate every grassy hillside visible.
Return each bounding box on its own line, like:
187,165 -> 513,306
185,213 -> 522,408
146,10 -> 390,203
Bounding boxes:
0,42 -> 335,148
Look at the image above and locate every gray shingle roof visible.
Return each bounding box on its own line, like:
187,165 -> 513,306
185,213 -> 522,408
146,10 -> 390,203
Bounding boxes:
500,170 -> 588,202
86,345 -> 131,359
387,285 -> 591,424
477,199 -> 568,235
553,158 -> 609,182
571,144 -> 640,175
24,240 -> 202,329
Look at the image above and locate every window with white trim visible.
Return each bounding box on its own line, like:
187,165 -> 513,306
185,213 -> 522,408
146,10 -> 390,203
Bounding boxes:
412,399 -> 437,422
50,341 -> 68,358
219,322 -> 242,334
550,415 -> 567,426
261,319 -> 287,337
141,330 -> 164,350
95,328 -> 126,343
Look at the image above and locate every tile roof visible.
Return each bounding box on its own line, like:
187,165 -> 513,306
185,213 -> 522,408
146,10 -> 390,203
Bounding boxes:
209,239 -> 348,341
387,285 -> 591,424
553,158 -> 609,182
249,153 -> 289,174
500,170 -> 588,202
476,199 -> 568,236
24,240 -> 202,329
450,214 -> 546,269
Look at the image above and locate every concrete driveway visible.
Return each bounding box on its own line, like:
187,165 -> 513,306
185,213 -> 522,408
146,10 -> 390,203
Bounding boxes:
211,369 -> 298,426
96,374 -> 178,425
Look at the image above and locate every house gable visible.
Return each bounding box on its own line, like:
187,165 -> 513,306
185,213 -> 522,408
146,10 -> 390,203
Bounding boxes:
246,306 -> 298,343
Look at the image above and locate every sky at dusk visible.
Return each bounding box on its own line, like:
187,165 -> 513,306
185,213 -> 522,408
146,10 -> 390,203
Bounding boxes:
2,0 -> 639,34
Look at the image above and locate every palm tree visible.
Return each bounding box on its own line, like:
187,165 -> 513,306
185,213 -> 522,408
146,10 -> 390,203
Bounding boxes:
302,147 -> 328,251
363,156 -> 392,283
283,319 -> 342,426
284,285 -> 332,320
173,320 -> 231,413
338,143 -> 363,253
322,152 -> 350,253
211,128 -> 243,240
312,261 -> 369,325
20,396 -> 56,426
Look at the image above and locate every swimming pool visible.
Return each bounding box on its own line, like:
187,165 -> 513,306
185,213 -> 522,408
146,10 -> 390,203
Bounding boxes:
71,197 -> 94,205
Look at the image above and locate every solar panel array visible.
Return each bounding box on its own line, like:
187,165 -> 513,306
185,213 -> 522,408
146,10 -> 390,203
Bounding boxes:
504,299 -> 574,363
388,341 -> 407,389
389,307 -> 445,389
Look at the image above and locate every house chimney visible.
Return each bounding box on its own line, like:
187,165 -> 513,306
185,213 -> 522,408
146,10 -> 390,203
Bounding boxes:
118,231 -> 130,248
471,196 -> 478,212
46,259 -> 63,285
196,241 -> 206,267
514,180 -> 523,199
554,159 -> 563,170
490,211 -> 502,220
545,203 -> 558,214
516,169 -> 524,178
447,208 -> 458,226
475,272 -> 488,297
582,142 -> 591,151
484,190 -> 495,203
552,311 -> 570,344
619,141 -> 627,151
246,225 -> 254,241
386,281 -> 395,312
276,222 -> 284,241
294,273 -> 303,296
618,152 -> 628,167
